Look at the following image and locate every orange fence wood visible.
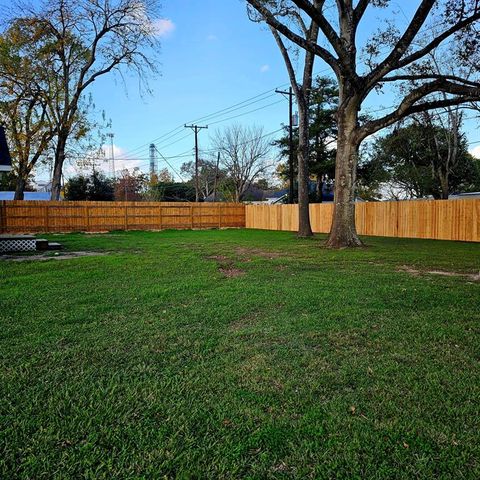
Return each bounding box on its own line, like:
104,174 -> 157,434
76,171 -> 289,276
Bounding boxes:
246,199 -> 480,242
0,201 -> 245,234
2,199 -> 478,242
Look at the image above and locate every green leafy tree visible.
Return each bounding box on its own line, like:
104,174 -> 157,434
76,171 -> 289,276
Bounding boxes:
275,76 -> 338,202
0,171 -> 34,192
65,173 -> 114,201
0,20 -> 55,199
147,182 -> 196,202
365,122 -> 480,199
5,0 -> 160,200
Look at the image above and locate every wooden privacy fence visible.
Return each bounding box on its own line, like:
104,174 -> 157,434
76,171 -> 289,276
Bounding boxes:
1,199 -> 478,241
0,201 -> 245,233
246,199 -> 480,242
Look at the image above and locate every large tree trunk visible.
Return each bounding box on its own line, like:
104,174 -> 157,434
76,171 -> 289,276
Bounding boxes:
438,169 -> 449,199
51,134 -> 67,200
297,102 -> 313,238
14,175 -> 27,200
325,104 -> 363,248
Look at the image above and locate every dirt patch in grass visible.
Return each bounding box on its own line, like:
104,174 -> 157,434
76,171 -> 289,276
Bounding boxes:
398,265 -> 480,282
234,246 -> 283,260
205,253 -> 245,278
218,266 -> 245,278
1,251 -> 108,262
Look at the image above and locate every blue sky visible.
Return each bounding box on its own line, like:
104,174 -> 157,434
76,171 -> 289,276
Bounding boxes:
81,0 -> 298,179
2,0 -> 478,181
88,0 -> 480,179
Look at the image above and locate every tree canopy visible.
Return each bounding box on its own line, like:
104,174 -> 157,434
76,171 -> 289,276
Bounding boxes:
365,122 -> 480,199
246,0 -> 480,247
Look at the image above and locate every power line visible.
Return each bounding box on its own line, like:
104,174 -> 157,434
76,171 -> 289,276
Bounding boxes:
114,89 -> 289,161
154,146 -> 185,182
111,12 -> 477,164
113,95 -> 285,162
199,127 -> 284,156
207,99 -> 285,126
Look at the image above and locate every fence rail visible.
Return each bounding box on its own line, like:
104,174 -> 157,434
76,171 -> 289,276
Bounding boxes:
0,201 -> 245,233
246,199 -> 480,242
1,199 -> 478,242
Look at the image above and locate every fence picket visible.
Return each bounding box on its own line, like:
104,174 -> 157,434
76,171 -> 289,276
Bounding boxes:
0,201 -> 245,234
246,199 -> 480,242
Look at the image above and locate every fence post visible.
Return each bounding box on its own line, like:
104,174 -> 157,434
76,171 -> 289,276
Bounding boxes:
158,203 -> 163,230
85,204 -> 90,232
124,203 -> 128,231
44,204 -> 50,232
190,204 -> 194,229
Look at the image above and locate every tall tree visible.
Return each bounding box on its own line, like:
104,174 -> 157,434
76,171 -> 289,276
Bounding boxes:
246,0 -> 480,247
212,124 -> 272,202
366,121 -> 480,199
275,76 -> 338,202
7,0 -> 160,200
181,158 -> 226,200
249,3 -> 320,236
0,20 -> 55,199
64,172 -> 114,201
114,168 -> 149,201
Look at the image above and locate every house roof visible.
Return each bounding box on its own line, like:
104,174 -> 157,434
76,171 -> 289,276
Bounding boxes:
0,126 -> 12,171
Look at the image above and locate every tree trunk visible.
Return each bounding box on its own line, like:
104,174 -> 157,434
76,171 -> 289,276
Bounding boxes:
51,134 -> 67,200
316,176 -> 323,203
325,105 -> 363,248
14,176 -> 26,200
297,102 -> 313,237
438,169 -> 449,199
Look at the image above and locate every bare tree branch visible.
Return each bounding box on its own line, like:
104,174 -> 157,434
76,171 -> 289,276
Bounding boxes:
247,0 -> 340,75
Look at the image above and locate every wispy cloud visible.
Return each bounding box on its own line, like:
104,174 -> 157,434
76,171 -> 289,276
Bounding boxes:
206,34 -> 218,41
151,18 -> 176,38
260,64 -> 270,73
470,145 -> 480,159
66,145 -> 145,178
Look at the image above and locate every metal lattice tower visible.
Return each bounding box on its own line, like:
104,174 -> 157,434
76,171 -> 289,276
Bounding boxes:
149,143 -> 158,178
107,133 -> 115,179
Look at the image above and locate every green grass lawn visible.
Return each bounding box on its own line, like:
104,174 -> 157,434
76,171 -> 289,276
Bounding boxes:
1,229 -> 479,479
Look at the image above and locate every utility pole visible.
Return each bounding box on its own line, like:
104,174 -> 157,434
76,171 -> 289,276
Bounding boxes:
213,151 -> 220,202
275,87 -> 294,204
184,124 -> 208,202
107,133 -> 115,180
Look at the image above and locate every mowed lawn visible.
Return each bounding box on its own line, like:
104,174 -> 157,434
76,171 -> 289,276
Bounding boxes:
1,229 -> 479,479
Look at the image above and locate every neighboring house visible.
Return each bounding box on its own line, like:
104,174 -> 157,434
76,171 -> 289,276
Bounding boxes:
35,180 -> 53,193
204,192 -> 226,202
204,185 -> 277,203
0,192 -> 53,200
0,125 -> 12,175
449,192 -> 480,200
264,181 -> 335,204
